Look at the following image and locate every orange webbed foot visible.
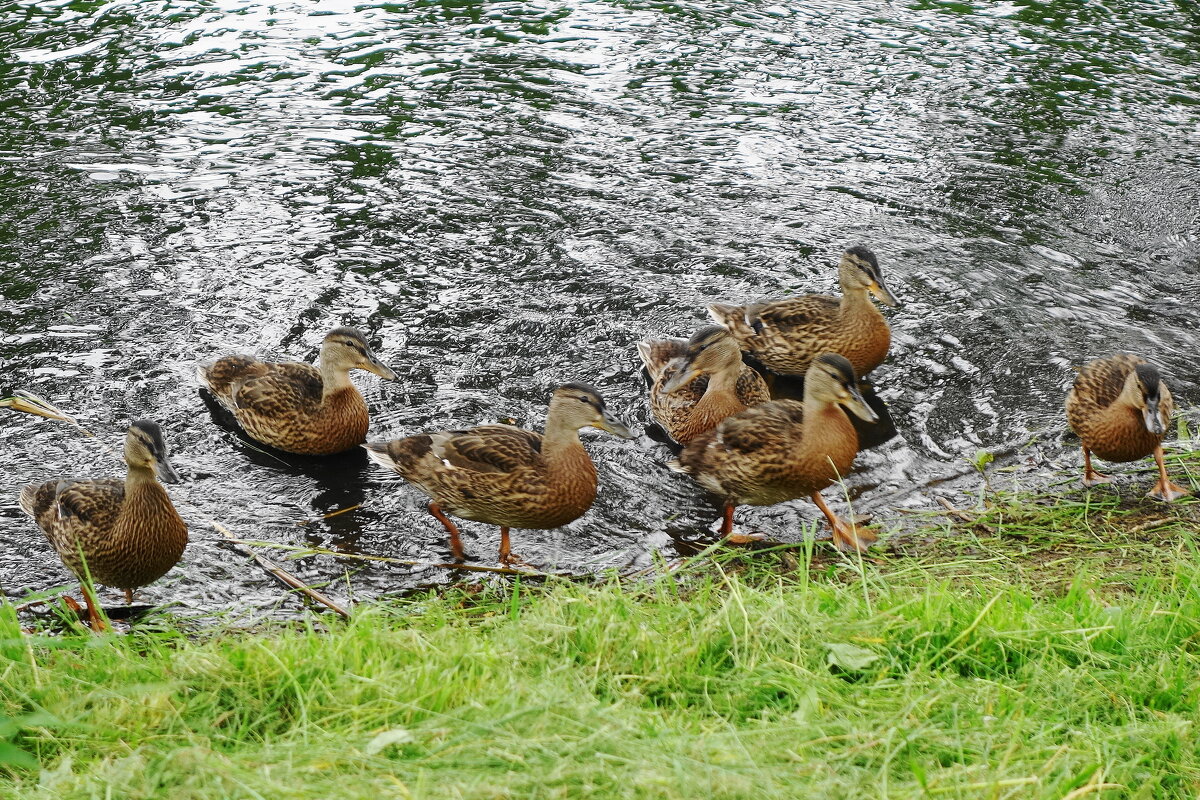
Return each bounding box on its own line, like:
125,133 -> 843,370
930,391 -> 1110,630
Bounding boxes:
830,518 -> 878,554
1082,471 -> 1112,488
1148,481 -> 1190,502
724,532 -> 768,545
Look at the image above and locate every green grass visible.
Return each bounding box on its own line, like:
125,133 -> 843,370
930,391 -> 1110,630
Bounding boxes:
2,467 -> 1200,798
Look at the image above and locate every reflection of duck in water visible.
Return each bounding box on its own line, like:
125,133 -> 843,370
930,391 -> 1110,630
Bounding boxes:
198,327 -> 397,455
671,354 -> 879,553
364,384 -> 633,565
638,325 -> 769,446
1066,354 -> 1190,501
19,421 -> 188,630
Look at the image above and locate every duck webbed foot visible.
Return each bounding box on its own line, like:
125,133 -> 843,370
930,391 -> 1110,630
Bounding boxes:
497,527 -> 533,568
1081,447 -> 1112,487
1149,447 -> 1190,502
810,492 -> 877,554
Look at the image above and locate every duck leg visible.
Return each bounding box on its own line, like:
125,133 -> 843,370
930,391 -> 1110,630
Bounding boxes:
1148,446 -> 1190,501
124,589 -> 134,604
497,527 -> 531,567
76,585 -> 108,632
1081,447 -> 1111,487
810,492 -> 877,553
427,502 -> 466,561
718,503 -> 765,544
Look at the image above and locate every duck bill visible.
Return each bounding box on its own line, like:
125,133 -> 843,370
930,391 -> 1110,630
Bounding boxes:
155,456 -> 182,484
869,277 -> 898,307
364,355 -> 399,381
596,409 -> 634,439
845,384 -> 879,423
661,366 -> 701,395
1143,399 -> 1165,435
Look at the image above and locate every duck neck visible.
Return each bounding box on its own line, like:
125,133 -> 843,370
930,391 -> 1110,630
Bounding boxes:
124,464 -> 161,493
802,395 -> 857,457
542,417 -> 588,465
838,285 -> 877,321
319,359 -> 356,402
694,366 -> 746,418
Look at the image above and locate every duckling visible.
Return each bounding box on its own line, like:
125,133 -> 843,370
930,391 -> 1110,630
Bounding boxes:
19,421 -> 188,629
708,246 -> 897,378
637,325 -> 770,445
1066,354 -> 1189,501
364,383 -> 633,565
671,353 -> 879,552
198,327 -> 397,455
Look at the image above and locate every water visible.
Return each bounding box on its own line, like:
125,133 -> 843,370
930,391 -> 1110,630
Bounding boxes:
2,0 -> 1198,617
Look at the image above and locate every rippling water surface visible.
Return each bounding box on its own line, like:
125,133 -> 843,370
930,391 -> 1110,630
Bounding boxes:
2,0 -> 1198,616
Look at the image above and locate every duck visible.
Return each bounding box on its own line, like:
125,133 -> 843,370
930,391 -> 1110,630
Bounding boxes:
364,383 -> 633,565
708,246 -> 897,379
1066,354 -> 1190,501
198,327 -> 397,455
671,353 -> 879,552
637,325 -> 770,445
19,420 -> 188,630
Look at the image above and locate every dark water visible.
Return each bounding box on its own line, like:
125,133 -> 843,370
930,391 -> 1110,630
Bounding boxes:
2,0 -> 1198,617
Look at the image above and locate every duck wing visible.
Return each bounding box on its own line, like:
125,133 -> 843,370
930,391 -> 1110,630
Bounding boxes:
431,425 -> 544,474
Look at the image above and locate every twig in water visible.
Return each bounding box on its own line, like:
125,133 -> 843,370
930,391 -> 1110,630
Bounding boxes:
298,504 -> 362,526
211,521 -> 351,619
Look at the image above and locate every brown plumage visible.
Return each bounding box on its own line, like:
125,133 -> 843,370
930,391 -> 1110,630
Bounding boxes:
364,383 -> 633,564
1066,354 -> 1189,501
19,421 -> 188,628
637,325 -> 770,445
708,246 -> 897,378
198,327 -> 397,455
671,353 -> 879,553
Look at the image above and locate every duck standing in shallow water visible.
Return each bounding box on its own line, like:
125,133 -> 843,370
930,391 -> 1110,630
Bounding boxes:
708,246 -> 897,379
1066,354 -> 1190,501
20,420 -> 188,630
364,383 -> 633,565
638,325 -> 770,445
198,327 -> 397,455
671,354 -> 879,552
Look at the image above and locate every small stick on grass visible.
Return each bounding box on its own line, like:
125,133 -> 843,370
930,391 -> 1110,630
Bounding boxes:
937,496 -> 976,523
211,521 -> 351,619
224,538 -> 569,577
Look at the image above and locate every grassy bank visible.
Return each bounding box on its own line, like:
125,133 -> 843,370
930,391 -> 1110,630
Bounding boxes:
2,466 -> 1200,799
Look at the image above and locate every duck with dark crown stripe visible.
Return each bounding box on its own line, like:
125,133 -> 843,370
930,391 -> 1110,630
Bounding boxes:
198,326 -> 398,455
364,383 -> 633,565
638,325 -> 770,446
19,420 -> 188,631
1066,354 -> 1190,501
670,354 -> 879,553
708,246 -> 897,380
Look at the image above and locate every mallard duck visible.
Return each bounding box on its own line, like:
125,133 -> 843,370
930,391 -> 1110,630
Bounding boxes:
1066,354 -> 1189,501
198,327 -> 397,455
708,246 -> 897,378
671,353 -> 879,552
637,325 -> 770,445
364,383 -> 633,564
19,420 -> 188,629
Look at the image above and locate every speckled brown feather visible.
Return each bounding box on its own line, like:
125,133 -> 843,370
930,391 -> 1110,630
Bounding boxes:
639,337 -> 770,444
19,476 -> 187,591
710,293 -> 890,377
675,398 -> 860,507
1067,354 -> 1173,462
368,425 -> 597,530
199,356 -> 368,454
